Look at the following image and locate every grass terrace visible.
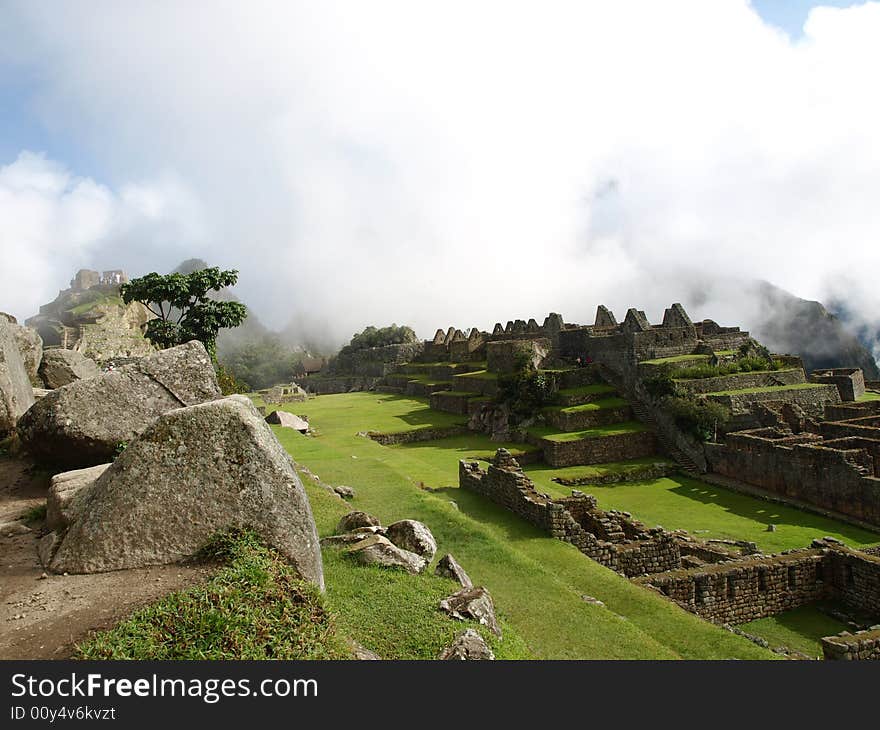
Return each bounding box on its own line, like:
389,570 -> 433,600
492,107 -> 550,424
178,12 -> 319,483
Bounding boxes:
453,369 -> 498,381
739,603 -> 851,659
524,470 -> 880,552
640,354 -> 711,366
557,384 -> 617,398
857,391 -> 880,402
528,421 -> 650,443
703,382 -> 827,397
545,397 -> 629,415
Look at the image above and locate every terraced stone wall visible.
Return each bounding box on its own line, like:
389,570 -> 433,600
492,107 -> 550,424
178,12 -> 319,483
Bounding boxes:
822,629 -> 880,660
459,451 -> 681,576
538,430 -> 656,468
706,430 -> 880,525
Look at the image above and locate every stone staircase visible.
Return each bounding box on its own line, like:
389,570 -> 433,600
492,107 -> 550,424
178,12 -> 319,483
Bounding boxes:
629,401 -> 701,475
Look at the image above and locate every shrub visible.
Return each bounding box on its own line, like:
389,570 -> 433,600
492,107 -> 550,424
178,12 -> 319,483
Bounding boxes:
665,397 -> 730,442
497,352 -> 559,419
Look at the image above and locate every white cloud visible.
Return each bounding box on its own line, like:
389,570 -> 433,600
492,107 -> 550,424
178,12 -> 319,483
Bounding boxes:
0,151 -> 204,320
1,0 -> 879,344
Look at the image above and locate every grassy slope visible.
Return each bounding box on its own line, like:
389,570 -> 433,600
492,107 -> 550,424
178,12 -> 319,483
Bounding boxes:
739,604 -> 850,658
271,392 -> 773,660
525,471 -> 880,552
76,531 -> 354,660
704,383 -> 825,396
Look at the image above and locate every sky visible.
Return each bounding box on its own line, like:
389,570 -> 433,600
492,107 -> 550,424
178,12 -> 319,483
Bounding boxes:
1,0 -> 879,350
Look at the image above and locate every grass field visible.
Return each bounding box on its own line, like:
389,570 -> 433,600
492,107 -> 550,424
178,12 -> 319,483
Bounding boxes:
525,470 -> 880,552
739,604 -> 850,658
266,392 -> 780,659
704,382 -> 826,397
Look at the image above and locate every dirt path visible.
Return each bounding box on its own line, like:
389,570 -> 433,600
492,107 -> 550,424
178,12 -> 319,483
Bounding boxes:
0,455 -> 212,659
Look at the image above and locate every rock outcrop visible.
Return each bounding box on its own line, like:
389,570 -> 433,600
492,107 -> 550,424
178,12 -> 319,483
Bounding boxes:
18,341 -> 220,466
385,519 -> 437,561
0,321 -> 35,434
39,349 -> 101,389
7,324 -> 43,387
438,629 -> 495,660
41,395 -> 323,587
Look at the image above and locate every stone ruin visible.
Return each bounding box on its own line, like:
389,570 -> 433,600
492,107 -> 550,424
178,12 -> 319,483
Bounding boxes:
461,449 -> 880,658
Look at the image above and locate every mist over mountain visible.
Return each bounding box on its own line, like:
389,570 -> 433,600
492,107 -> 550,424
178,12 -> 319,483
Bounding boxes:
748,281 -> 880,379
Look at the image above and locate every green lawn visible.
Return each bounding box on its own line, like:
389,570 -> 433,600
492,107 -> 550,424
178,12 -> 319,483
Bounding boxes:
640,354 -> 711,365
545,397 -> 629,414
557,384 -> 617,397
524,470 -> 880,553
739,604 -> 850,658
268,392 -> 776,660
857,391 -> 880,402
704,383 -> 826,397
453,370 -> 498,381
528,421 -> 649,442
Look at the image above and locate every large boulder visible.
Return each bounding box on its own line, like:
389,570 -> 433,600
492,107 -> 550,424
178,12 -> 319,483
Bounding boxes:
18,340 -> 220,467
46,463 -> 111,531
0,321 -> 35,434
345,534 -> 427,574
8,324 -> 43,386
39,349 -> 101,389
42,395 -> 323,587
385,519 -> 437,561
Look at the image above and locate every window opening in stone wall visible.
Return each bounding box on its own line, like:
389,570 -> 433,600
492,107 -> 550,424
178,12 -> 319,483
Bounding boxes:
787,566 -> 797,590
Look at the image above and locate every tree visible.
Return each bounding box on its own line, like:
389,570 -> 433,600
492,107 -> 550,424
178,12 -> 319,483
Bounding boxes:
121,267 -> 247,360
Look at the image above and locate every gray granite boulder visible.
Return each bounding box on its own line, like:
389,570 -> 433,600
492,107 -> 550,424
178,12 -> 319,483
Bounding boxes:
39,349 -> 101,389
439,586 -> 501,637
435,553 -> 473,588
337,510 -> 381,533
0,321 -> 35,434
385,519 -> 437,561
46,463 -> 111,531
18,340 -> 220,467
345,534 -> 427,574
42,395 -> 323,588
8,323 -> 43,386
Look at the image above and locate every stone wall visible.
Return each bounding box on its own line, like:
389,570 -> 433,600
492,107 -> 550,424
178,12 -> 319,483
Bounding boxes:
332,342 -> 425,377
544,404 -> 633,431
810,368 -> 866,402
429,391 -> 474,415
536,430 -> 657,468
459,450 -> 681,577
675,368 -> 806,396
640,542 -> 880,627
637,551 -> 830,624
366,425 -> 469,446
705,430 -> 880,525
706,383 -> 840,416
300,375 -> 380,394
486,338 -> 551,373
822,628 -> 880,660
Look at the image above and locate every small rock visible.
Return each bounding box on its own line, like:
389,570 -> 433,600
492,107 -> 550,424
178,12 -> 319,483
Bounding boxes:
334,486 -> 355,500
581,594 -> 605,607
766,524 -> 777,532
352,643 -> 381,660
385,519 -> 437,560
0,521 -> 31,537
439,586 -> 501,637
435,554 -> 473,589
38,572 -> 48,580
337,511 -> 381,533
345,535 -> 427,574
439,629 -> 495,660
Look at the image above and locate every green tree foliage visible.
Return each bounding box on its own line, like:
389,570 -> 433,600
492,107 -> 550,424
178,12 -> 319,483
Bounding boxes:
497,351 -> 559,420
218,334 -> 306,391
343,324 -> 418,352
121,267 -> 247,359
664,397 -> 730,442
